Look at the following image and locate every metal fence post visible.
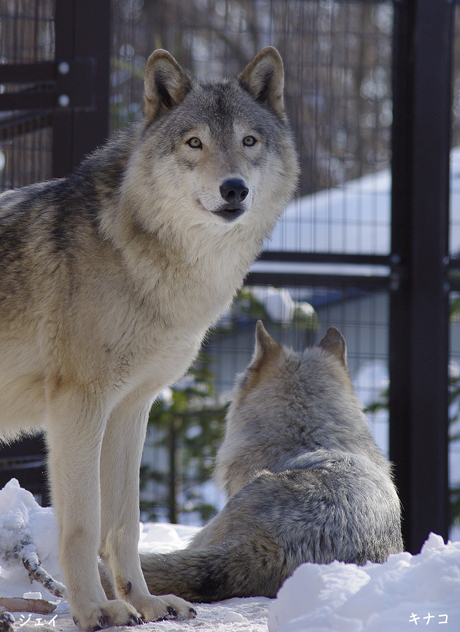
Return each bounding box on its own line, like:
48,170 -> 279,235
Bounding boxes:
390,0 -> 453,553
53,0 -> 111,177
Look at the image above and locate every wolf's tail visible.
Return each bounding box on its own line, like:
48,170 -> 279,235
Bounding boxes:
137,542 -> 285,602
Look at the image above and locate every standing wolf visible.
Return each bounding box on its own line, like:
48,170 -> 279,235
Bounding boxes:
0,48 -> 298,629
137,322 -> 403,602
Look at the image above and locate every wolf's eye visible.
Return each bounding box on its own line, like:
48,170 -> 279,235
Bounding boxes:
187,137 -> 202,149
243,136 -> 257,147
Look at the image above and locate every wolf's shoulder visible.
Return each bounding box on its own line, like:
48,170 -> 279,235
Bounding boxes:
0,123 -> 139,216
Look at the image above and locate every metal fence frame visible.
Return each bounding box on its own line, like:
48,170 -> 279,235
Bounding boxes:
0,0 -> 456,553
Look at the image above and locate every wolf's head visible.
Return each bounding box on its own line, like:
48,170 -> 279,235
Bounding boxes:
215,321 -> 386,498
121,48 -> 298,243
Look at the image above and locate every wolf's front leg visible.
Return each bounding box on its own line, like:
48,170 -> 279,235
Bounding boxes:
99,392 -> 196,622
46,387 -> 142,630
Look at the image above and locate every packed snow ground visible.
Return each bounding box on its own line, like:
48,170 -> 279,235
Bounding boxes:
1,479 -> 460,632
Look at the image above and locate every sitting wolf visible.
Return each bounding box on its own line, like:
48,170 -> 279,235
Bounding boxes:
132,322 -> 403,601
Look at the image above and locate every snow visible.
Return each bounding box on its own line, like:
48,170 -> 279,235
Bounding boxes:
1,479 -> 460,631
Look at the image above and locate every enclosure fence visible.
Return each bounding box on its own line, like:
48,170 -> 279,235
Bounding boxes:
0,0 -> 459,554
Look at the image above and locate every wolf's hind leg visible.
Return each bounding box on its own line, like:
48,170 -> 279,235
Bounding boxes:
99,392 -> 196,622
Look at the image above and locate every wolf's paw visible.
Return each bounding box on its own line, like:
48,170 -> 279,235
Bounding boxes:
160,594 -> 197,620
131,594 -> 197,622
72,599 -> 142,630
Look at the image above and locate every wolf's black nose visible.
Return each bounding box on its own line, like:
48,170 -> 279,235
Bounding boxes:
220,178 -> 249,204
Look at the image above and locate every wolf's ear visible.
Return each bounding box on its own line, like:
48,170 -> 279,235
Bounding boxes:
319,327 -> 347,367
144,50 -> 192,122
238,47 -> 286,120
250,320 -> 282,370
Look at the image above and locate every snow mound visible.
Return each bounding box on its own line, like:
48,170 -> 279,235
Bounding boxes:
268,533 -> 460,631
0,479 -> 63,596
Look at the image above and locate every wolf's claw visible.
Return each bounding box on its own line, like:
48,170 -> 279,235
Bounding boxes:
165,606 -> 178,619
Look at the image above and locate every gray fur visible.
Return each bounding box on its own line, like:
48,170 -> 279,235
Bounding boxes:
138,322 -> 403,602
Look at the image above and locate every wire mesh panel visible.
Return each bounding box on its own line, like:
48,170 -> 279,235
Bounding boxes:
0,1 -> 54,190
0,0 -> 54,63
